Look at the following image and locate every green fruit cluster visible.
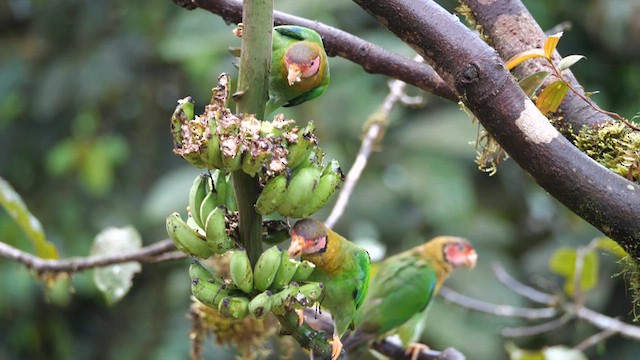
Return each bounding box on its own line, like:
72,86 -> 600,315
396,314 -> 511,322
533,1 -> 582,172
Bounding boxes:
171,73 -> 345,218
190,248 -> 323,320
166,170 -> 237,259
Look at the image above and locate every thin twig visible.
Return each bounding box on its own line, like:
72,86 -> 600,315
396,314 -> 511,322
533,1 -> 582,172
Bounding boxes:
501,313 -> 573,337
574,327 -> 618,352
492,263 -> 558,306
576,307 -> 640,340
0,239 -> 181,274
325,57 -> 423,228
438,286 -> 558,320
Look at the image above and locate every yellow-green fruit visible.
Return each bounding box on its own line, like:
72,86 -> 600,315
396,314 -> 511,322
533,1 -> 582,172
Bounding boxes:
217,296 -> 250,319
198,191 -> 217,229
278,164 -> 322,217
205,205 -> 234,254
188,174 -> 210,230
190,261 -> 229,308
292,260 -> 316,282
229,250 -> 254,293
211,170 -> 228,207
253,246 -> 283,291
293,159 -> 344,218
270,252 -> 300,290
270,284 -> 300,315
202,118 -> 224,169
255,172 -> 289,215
298,282 -> 324,303
166,212 -> 212,258
248,290 -> 273,319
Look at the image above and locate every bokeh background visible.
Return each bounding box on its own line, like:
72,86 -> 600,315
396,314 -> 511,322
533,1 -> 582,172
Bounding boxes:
1,0 -> 640,359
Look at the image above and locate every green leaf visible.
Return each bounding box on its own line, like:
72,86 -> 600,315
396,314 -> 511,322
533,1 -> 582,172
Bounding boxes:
536,80 -> 570,115
596,237 -> 628,258
549,247 -> 599,296
557,55 -> 586,73
0,176 -> 59,259
91,226 -> 142,305
518,71 -> 551,98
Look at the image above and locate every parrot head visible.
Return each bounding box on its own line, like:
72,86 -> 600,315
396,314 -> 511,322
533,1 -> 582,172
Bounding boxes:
437,236 -> 478,269
288,218 -> 328,257
284,42 -> 323,86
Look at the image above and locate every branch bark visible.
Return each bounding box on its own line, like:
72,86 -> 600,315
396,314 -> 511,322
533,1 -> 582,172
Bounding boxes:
174,0 -> 457,101
460,0 -> 609,131
351,0 -> 640,259
0,239 -> 181,274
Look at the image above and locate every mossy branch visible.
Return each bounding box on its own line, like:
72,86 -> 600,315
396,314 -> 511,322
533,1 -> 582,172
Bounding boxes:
232,0 -> 273,266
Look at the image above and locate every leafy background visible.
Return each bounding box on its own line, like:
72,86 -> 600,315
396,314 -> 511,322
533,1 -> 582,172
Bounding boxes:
1,0 -> 639,358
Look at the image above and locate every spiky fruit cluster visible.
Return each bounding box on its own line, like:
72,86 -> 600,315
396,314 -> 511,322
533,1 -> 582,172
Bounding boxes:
170,73 -> 344,219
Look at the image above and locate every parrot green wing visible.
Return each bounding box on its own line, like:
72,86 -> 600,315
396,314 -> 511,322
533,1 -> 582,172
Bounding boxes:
353,247 -> 371,310
306,239 -> 370,337
355,253 -> 437,336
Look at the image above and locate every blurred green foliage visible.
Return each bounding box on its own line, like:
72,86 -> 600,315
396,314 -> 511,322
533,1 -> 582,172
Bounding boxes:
1,0 -> 640,359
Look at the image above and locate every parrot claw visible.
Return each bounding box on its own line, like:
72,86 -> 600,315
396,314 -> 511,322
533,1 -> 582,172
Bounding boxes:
330,333 -> 343,360
405,342 -> 430,360
295,309 -> 305,326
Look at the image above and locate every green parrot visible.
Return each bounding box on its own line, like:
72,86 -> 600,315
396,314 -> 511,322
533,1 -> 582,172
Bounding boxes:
344,236 -> 477,360
265,25 -> 330,115
288,218 -> 370,360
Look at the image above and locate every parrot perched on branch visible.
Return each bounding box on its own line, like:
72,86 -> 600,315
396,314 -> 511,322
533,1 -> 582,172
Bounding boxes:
344,236 -> 477,360
266,25 -> 330,115
288,218 -> 370,360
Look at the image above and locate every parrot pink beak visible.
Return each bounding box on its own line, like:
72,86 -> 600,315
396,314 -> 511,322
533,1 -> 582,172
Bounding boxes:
288,235 -> 304,258
287,64 -> 302,85
465,250 -> 478,269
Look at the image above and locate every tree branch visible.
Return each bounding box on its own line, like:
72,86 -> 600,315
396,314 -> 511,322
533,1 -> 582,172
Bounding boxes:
492,263 -> 558,306
231,0 -> 272,266
0,239 -> 182,275
438,286 -> 558,320
352,0 -> 640,260
173,0 -> 458,101
459,0 -> 610,131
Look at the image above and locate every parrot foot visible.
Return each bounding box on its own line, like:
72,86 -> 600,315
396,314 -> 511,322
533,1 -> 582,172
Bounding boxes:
295,309 -> 305,326
330,333 -> 343,360
405,342 -> 430,360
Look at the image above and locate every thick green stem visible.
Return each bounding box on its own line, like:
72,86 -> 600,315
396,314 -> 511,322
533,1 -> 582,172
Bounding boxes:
233,0 -> 273,266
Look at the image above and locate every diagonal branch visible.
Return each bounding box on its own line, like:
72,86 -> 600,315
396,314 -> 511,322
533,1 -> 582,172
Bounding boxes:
352,0 -> 640,260
175,0 -> 457,101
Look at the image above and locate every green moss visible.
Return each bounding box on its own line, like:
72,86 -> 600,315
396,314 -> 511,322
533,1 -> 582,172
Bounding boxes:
616,255 -> 640,321
573,121 -> 640,184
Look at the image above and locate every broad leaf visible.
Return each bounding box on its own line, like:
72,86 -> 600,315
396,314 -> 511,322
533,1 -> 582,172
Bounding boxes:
505,49 -> 546,70
91,226 -> 142,305
518,71 -> 551,98
549,247 -> 598,296
557,55 -> 586,73
536,80 -> 570,115
0,176 -> 58,259
544,32 -> 563,59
